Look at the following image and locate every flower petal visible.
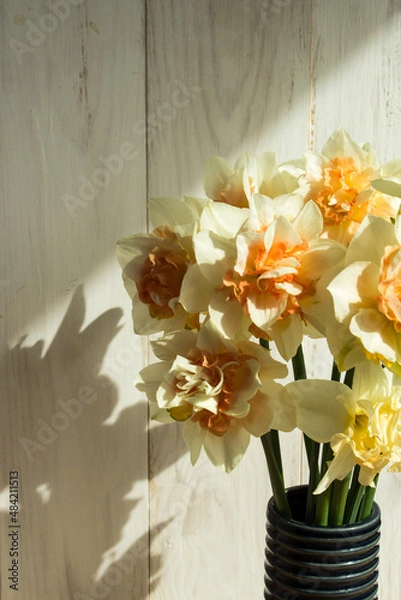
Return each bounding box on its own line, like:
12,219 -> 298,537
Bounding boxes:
284,379 -> 352,443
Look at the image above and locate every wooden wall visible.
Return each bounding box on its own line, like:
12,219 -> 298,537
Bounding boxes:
1,1 -> 401,598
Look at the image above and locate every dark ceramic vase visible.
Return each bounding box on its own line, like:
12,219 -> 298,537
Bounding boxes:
264,486 -> 380,599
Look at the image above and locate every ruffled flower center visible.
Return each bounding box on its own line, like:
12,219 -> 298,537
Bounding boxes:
305,157 -> 378,226
136,228 -> 189,320
342,400 -> 401,472
223,239 -> 314,321
169,350 -> 258,436
377,245 -> 401,332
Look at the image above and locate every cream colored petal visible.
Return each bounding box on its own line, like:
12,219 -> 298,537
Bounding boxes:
196,321 -> 237,355
258,152 -> 290,197
132,294 -> 165,335
200,199 -> 249,238
247,292 -> 288,332
314,444 -> 356,495
350,309 -> 398,363
194,229 -> 236,285
237,340 -> 288,379
326,323 -> 367,372
182,419 -> 206,466
248,193 -> 276,230
204,156 -> 233,199
267,215 -> 303,251
203,423 -> 250,473
302,150 -> 325,182
245,383 -> 296,434
345,215 -> 397,266
234,152 -> 259,191
135,362 -> 170,401
279,158 -> 306,191
322,127 -> 366,166
116,234 -> 158,269
292,200 -> 323,241
179,263 -> 214,313
208,291 -> 251,341
151,329 -> 198,361
269,315 -> 303,361
241,390 -> 274,436
298,239 -> 345,281
328,261 -> 379,324
273,191 -> 305,221
351,362 -> 392,401
148,197 -> 199,231
371,178 -> 401,198
149,401 -> 175,423
284,379 -> 352,443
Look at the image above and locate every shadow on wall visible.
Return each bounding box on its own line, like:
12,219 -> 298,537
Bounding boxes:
0,286 -> 184,599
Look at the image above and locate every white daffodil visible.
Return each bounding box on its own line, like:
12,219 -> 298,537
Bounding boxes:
116,197 -> 205,335
204,153 -> 258,208
185,198 -> 344,360
203,150 -> 303,209
299,128 -> 400,246
135,323 -> 290,473
327,214 -> 401,375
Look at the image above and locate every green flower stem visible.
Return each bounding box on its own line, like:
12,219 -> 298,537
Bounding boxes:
291,344 -> 321,522
344,465 -> 361,522
331,361 -> 341,382
358,474 -> 379,521
315,486 -> 332,526
344,367 -> 355,389
292,344 -> 307,380
314,443 -> 334,525
329,473 -> 351,526
259,340 -> 291,518
320,442 -> 334,476
347,483 -> 366,524
305,441 -> 320,523
261,430 -> 292,519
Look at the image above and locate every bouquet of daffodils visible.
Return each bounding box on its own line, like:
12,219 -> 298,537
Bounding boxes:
117,128 -> 401,525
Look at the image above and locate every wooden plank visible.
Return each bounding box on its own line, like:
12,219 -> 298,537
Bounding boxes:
311,2 -> 401,598
0,1 -> 148,598
146,1 -> 312,597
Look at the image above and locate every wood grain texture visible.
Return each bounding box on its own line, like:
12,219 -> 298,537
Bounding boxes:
311,3 -> 401,598
0,1 -> 149,599
146,1 -> 312,598
2,0 -> 401,598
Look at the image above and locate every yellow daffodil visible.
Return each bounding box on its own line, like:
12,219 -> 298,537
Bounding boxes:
327,214 -> 401,375
135,323 -> 290,472
285,363 -> 401,492
299,128 -> 400,246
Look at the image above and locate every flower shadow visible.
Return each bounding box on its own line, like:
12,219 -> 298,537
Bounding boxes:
0,286 -> 185,598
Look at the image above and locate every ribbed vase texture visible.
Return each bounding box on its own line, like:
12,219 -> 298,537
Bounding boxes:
264,486 -> 380,600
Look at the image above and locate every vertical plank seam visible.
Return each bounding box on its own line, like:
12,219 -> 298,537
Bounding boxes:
308,0 -> 316,152
144,0 -> 151,597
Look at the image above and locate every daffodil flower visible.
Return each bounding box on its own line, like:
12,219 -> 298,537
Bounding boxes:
117,197 -> 205,334
135,323 -> 290,472
285,363 -> 401,492
326,214 -> 401,375
299,128 -> 400,245
203,150 -> 304,209
182,198 -> 345,360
